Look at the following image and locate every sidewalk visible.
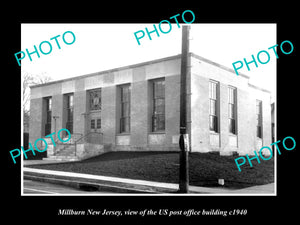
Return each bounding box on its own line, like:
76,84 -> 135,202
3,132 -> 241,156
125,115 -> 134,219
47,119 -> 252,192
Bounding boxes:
23,159 -> 72,165
23,165 -> 275,195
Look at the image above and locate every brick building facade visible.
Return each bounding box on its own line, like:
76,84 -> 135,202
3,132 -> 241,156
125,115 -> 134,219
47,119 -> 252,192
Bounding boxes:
29,53 -> 272,161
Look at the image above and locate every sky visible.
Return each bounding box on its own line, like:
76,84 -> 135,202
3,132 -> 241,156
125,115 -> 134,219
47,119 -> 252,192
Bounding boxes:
21,23 -> 276,97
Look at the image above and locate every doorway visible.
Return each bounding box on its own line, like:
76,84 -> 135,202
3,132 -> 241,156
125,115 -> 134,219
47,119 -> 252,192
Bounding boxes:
87,88 -> 102,144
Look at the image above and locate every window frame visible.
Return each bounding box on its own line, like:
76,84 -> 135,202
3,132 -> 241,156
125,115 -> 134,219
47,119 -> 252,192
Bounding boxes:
46,97 -> 52,124
44,97 -> 52,136
119,84 -> 131,133
228,86 -> 237,135
209,80 -> 219,133
152,79 -> 165,132
256,100 -> 263,138
65,93 -> 74,134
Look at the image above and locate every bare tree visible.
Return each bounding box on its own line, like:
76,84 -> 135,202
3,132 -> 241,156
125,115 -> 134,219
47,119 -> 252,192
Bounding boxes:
22,70 -> 52,132
22,70 -> 52,113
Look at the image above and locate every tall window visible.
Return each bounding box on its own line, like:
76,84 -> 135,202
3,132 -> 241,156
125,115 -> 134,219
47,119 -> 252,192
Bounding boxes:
45,97 -> 52,136
256,100 -> 262,138
120,85 -> 131,133
209,80 -> 218,132
228,86 -> 237,134
66,94 -> 74,134
152,79 -> 165,132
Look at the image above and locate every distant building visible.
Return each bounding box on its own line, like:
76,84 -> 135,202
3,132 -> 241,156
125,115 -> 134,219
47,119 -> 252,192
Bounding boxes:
29,53 -> 272,161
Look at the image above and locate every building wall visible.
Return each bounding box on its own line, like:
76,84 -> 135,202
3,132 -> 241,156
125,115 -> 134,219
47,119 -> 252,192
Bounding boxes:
29,56 -> 182,153
190,73 -> 210,152
29,98 -> 43,150
236,88 -> 253,155
128,80 -> 148,150
102,85 -> 116,146
29,53 -> 272,156
165,75 -> 181,149
190,54 -> 272,155
74,78 -> 87,135
248,85 -> 272,154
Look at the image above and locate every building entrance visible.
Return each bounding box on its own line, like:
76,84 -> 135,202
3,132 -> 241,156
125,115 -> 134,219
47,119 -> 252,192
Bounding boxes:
87,88 -> 102,144
90,112 -> 101,133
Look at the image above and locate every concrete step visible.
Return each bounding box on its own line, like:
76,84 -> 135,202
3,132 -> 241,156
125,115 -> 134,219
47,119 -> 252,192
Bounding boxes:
55,145 -> 76,156
57,149 -> 76,156
43,155 -> 79,161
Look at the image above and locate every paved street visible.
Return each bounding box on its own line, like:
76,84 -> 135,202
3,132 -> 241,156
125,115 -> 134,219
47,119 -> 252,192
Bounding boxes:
23,179 -> 112,194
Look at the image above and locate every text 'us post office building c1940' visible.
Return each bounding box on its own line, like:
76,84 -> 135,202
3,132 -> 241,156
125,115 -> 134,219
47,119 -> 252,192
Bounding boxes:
29,52 -> 272,161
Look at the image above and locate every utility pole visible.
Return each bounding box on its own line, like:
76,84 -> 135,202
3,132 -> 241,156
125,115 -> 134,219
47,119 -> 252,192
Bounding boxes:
52,116 -> 59,155
179,25 -> 190,193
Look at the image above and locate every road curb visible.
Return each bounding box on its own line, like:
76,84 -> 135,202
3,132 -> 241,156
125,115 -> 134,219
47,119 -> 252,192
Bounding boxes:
24,173 -> 155,193
23,168 -> 189,194
23,167 -> 274,194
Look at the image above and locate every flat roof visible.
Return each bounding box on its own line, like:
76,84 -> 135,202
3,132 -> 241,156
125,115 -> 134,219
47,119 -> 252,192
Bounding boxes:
30,52 -> 251,89
190,53 -> 250,79
248,83 -> 271,93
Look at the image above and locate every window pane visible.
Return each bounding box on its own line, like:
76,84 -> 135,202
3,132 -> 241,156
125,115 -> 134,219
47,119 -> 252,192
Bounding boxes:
45,123 -> 51,136
66,122 -> 73,134
256,100 -> 262,138
47,111 -> 52,123
209,81 -> 219,133
47,98 -> 52,111
121,86 -> 130,102
154,99 -> 165,114
125,117 -> 130,132
68,95 -> 73,107
154,81 -> 165,98
209,116 -> 213,130
210,99 -> 216,115
228,87 -> 237,134
157,114 -> 165,130
120,85 -> 131,133
209,81 -> 217,99
91,119 -> 95,129
257,126 -> 262,138
45,97 -> 52,136
213,83 -> 216,99
229,118 -> 236,134
155,98 -> 164,107
67,108 -> 73,122
256,100 -> 262,114
228,104 -> 235,118
209,115 -> 218,132
96,119 -> 101,129
153,114 -> 165,131
120,118 -> 124,132
122,102 -> 130,117
152,80 -> 165,132
152,117 -> 157,132
228,87 -> 236,104
120,117 -> 130,133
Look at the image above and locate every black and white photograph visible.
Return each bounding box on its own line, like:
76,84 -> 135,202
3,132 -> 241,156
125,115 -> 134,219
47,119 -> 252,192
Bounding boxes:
21,23 -> 276,196
3,5 -> 298,225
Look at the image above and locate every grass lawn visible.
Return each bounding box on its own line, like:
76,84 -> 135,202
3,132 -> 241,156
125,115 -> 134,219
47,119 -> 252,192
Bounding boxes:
27,151 -> 274,189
